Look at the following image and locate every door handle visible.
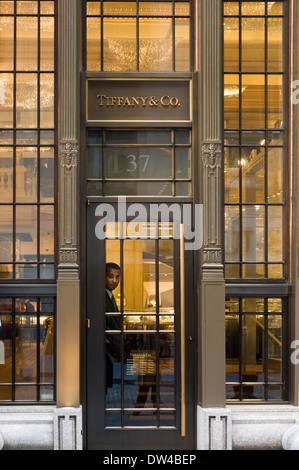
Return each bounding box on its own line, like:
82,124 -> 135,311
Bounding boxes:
180,224 -> 186,437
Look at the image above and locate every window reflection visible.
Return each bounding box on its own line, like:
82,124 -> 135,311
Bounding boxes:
0,296 -> 55,402
0,2 -> 56,279
105,225 -> 176,427
86,0 -> 191,72
224,1 -> 285,280
226,297 -> 284,401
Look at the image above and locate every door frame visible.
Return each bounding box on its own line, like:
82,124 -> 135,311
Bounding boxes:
83,201 -> 197,450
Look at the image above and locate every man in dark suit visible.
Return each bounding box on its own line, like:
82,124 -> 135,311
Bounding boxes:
105,262 -> 121,390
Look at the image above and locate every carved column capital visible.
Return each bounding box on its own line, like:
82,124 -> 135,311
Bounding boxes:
59,141 -> 79,172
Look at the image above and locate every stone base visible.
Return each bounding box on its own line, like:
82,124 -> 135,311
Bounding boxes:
54,406 -> 83,450
0,405 -> 82,450
229,405 -> 299,450
0,406 -> 56,450
197,406 -> 232,450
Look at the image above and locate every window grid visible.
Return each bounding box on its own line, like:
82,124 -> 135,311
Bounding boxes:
225,296 -> 287,402
0,296 -> 56,403
0,1 -> 56,280
223,0 -> 286,280
86,128 -> 192,197
84,0 -> 191,72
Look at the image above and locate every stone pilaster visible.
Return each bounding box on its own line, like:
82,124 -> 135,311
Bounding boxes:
56,0 -> 80,414
198,0 -> 226,408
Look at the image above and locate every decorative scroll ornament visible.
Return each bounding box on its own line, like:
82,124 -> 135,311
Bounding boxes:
60,248 -> 78,264
203,249 -> 222,265
202,142 -> 222,170
59,142 -> 79,172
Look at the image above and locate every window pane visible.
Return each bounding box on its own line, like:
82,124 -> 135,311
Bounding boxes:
268,147 -> 283,203
139,2 -> 172,15
268,205 -> 283,262
225,206 -> 240,262
0,2 -> 14,14
16,73 -> 38,128
242,74 -> 265,129
159,239 -> 174,313
242,205 -> 265,262
268,74 -> 283,128
105,181 -> 172,196
40,73 -> 54,128
15,314 -> 37,383
242,18 -> 265,72
103,17 -> 137,71
106,147 -> 172,179
16,205 -> 38,262
241,2 -> 265,15
268,314 -> 282,382
16,17 -> 38,71
224,147 -> 240,203
175,18 -> 190,71
224,17 -> 239,72
123,239 -> 156,312
40,17 -> 55,71
242,314 -> 264,387
16,147 -> 38,203
224,2 -> 239,15
226,314 -> 239,382
0,73 -> 14,128
0,17 -> 14,70
17,1 -> 38,14
241,147 -> 265,203
139,18 -> 172,71
0,314 -> 13,388
224,74 -> 240,128
0,206 -> 13,264
40,205 -> 54,262
175,147 -> 191,179
40,147 -> 54,202
268,17 -> 283,72
86,16 -> 101,70
0,147 -> 13,202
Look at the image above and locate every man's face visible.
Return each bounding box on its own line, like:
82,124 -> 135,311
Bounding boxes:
106,268 -> 120,291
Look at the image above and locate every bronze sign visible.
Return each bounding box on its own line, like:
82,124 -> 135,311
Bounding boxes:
87,79 -> 191,123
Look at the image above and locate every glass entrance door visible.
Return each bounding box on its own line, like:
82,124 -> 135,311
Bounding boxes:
86,203 -> 195,450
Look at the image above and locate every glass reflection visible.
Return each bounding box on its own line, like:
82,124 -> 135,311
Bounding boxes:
124,239 -> 156,312
105,231 -> 176,426
224,17 -> 239,73
0,147 -> 13,202
103,17 -> 137,71
242,18 -> 265,72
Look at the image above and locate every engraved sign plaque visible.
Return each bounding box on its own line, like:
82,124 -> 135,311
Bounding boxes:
87,79 -> 191,123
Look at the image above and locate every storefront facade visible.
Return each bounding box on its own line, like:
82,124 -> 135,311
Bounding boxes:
0,0 -> 299,450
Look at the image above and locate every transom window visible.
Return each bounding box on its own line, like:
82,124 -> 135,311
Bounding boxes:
85,0 -> 191,72
86,129 -> 192,197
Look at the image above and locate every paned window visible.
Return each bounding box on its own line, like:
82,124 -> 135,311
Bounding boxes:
223,1 -> 286,280
85,0 -> 191,72
86,129 -> 192,197
0,0 -> 56,280
0,296 -> 55,402
223,1 -> 289,402
226,297 -> 287,401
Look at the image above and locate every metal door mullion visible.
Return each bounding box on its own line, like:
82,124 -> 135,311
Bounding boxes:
156,236 -> 160,426
120,234 -> 125,426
